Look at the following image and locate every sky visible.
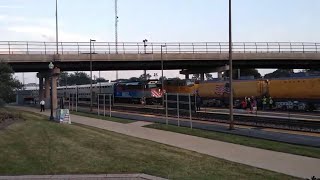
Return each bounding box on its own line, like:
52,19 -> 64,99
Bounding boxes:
1,0 -> 319,84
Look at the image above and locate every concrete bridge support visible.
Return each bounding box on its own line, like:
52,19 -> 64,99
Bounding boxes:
37,67 -> 60,110
200,73 -> 205,82
218,72 -> 223,80
36,73 -> 44,102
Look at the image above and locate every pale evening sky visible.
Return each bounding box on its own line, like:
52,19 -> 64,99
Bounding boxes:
1,0 -> 319,83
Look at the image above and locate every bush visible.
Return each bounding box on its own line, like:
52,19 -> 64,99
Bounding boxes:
0,99 -> 5,108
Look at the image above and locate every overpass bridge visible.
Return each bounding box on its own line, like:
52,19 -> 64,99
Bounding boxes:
1,41 -> 320,72
3,41 -> 319,110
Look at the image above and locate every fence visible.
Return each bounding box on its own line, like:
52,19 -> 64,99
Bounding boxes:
97,94 -> 113,117
0,41 -> 319,55
165,93 -> 197,129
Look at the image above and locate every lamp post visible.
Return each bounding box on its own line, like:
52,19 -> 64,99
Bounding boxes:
228,0 -> 234,130
90,39 -> 96,112
142,39 -> 148,80
161,45 -> 166,97
143,39 -> 148,54
55,0 -> 59,55
49,62 -> 54,121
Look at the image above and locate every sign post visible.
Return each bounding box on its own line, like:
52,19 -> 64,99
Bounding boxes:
104,94 -> 106,117
98,94 -> 100,116
189,94 -> 193,129
109,94 -> 112,117
177,93 -> 180,127
165,93 -> 168,125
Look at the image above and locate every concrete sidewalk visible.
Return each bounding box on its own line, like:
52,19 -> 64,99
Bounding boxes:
11,106 -> 320,179
0,174 -> 166,180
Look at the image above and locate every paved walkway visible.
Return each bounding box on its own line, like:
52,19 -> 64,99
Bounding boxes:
11,106 -> 320,178
0,174 -> 166,180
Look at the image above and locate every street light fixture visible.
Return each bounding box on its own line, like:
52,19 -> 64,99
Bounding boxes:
228,0 -> 234,130
143,39 -> 148,54
49,62 -> 54,121
90,39 -> 96,112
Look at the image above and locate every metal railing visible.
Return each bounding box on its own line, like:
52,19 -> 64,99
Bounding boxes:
0,41 -> 319,55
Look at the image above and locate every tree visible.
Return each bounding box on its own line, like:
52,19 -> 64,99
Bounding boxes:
159,76 -> 167,82
224,69 -> 262,79
0,62 -> 23,104
264,69 -> 293,79
129,77 -> 140,81
205,73 -> 214,80
139,73 -> 152,80
96,77 -> 108,83
192,74 -> 200,80
59,72 -> 91,86
59,72 -> 68,86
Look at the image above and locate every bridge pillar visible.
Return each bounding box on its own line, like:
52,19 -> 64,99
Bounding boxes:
185,74 -> 189,80
36,73 -> 44,103
42,67 -> 60,110
218,72 -> 223,79
200,73 -> 205,82
44,77 -> 50,108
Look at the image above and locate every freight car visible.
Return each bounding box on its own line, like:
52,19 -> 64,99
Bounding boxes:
165,77 -> 320,111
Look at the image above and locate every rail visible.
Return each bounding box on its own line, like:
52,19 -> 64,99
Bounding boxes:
0,41 -> 319,55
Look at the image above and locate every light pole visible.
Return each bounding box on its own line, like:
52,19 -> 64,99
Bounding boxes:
55,0 -> 59,55
228,0 -> 234,130
49,62 -> 54,121
161,45 -> 166,103
142,39 -> 148,80
115,0 -> 119,80
143,39 -> 148,54
90,39 -> 96,112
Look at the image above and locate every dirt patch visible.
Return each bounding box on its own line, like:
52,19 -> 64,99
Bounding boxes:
0,118 -> 23,130
0,110 -> 24,130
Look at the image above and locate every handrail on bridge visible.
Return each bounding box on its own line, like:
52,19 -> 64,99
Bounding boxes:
0,41 -> 319,55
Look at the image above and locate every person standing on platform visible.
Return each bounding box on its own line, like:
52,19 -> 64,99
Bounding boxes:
40,100 -> 45,112
262,96 -> 267,110
269,97 -> 274,110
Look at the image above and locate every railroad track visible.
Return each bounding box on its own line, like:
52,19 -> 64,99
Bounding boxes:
70,102 -> 320,133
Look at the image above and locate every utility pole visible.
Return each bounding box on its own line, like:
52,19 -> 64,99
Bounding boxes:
55,0 -> 59,56
90,39 -> 96,112
228,0 -> 234,130
115,0 -> 119,80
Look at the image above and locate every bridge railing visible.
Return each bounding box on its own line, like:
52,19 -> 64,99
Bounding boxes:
0,41 -> 319,55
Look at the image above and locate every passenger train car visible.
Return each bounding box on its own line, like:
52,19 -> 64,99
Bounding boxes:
57,80 -> 163,105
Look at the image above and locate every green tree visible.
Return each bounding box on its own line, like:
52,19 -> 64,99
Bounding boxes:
192,74 -> 200,80
59,72 -> 93,86
205,73 -> 214,80
129,77 -> 140,81
224,69 -> 262,79
264,69 -> 293,79
0,63 -> 23,104
96,77 -> 108,83
139,73 -> 152,81
59,72 -> 69,86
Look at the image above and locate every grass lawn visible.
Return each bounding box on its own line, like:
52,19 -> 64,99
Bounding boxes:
146,123 -> 320,159
71,111 -> 134,124
0,110 -> 299,180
